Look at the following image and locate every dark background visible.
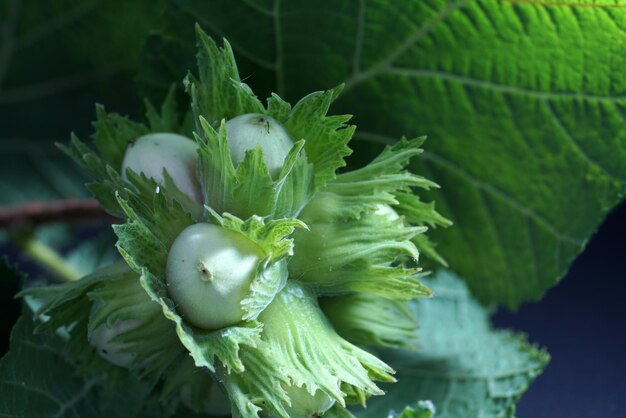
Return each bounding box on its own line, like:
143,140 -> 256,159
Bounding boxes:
494,201 -> 626,418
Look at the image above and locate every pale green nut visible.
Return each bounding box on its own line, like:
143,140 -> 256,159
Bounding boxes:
373,203 -> 400,221
121,133 -> 202,204
282,384 -> 335,418
374,203 -> 402,267
224,114 -> 294,179
166,223 -> 263,330
89,316 -> 141,368
263,384 -> 334,418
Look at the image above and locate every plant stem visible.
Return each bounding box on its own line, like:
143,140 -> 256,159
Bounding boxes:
10,228 -> 82,282
0,198 -> 111,228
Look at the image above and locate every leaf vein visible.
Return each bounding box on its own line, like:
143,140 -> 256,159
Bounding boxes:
397,364 -> 544,380
351,0 -> 367,74
343,0 -> 471,93
0,0 -> 19,86
2,380 -> 63,407
273,0 -> 285,96
385,67 -> 626,104
181,6 -> 277,70
420,149 -> 584,246
22,340 -> 67,360
15,0 -> 101,50
525,216 -> 541,290
52,376 -> 102,418
476,189 -> 514,290
241,0 -> 275,17
542,98 -> 623,181
0,64 -> 128,104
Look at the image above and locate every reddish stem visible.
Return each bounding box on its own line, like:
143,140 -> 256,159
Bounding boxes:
0,198 -> 114,228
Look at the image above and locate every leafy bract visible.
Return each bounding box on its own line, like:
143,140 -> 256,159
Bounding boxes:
321,293 -> 419,351
146,0 -> 626,308
139,268 -> 262,375
300,138 -> 436,222
186,26 -> 265,124
114,189 -> 267,373
109,153 -> 305,373
282,86 -> 354,190
299,138 -> 450,266
20,262 -> 183,383
357,271 -> 549,418
87,268 -> 184,379
289,208 -> 431,300
188,32 -> 354,219
59,88 -> 192,219
286,138 -> 445,299
221,282 -> 395,418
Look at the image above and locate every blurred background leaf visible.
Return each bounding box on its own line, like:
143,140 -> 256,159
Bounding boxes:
0,0 -> 167,208
0,0 -> 170,261
0,312 -> 154,418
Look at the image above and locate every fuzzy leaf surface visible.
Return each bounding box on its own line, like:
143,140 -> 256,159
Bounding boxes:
356,271 -> 549,418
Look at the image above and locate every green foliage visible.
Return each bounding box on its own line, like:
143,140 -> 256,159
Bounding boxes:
0,314 -> 154,418
396,402 -> 436,418
45,27 -> 439,417
143,0 -> 626,308
357,271 -> 549,418
207,211 -> 304,320
8,0 -> 623,415
7,0 -> 624,307
188,34 -> 355,220
59,90 -> 191,219
21,263 -> 183,382
222,282 -> 396,418
0,0 -> 167,209
321,293 -> 419,350
186,26 -> 265,124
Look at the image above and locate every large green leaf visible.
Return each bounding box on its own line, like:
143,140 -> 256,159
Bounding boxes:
0,313 -> 154,418
355,271 -> 549,418
0,142 -> 88,206
0,0 -> 167,208
144,0 -> 626,308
